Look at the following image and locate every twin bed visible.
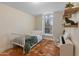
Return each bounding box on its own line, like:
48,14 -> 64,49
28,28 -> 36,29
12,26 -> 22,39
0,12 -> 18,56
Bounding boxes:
1,33 -> 59,56
11,33 -> 42,53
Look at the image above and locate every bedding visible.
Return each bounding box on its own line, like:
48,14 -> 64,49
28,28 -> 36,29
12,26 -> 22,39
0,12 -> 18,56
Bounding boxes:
24,36 -> 38,53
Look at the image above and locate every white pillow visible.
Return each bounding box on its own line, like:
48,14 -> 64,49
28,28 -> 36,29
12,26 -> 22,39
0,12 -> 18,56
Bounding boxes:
36,35 -> 42,42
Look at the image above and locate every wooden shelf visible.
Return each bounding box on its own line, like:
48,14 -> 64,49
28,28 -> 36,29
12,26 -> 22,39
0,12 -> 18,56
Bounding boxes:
64,25 -> 78,28
63,6 -> 79,18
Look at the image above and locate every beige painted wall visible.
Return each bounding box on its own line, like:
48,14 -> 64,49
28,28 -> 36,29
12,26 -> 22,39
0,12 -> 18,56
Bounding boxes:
0,4 -> 35,52
34,15 -> 42,30
34,11 -> 64,41
53,11 -> 64,40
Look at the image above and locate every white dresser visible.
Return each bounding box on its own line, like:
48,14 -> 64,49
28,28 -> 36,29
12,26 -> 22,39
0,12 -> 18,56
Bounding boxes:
59,39 -> 73,56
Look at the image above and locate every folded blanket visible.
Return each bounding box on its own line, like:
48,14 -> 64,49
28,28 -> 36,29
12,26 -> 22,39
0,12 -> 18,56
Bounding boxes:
24,42 -> 31,53
24,36 -> 38,53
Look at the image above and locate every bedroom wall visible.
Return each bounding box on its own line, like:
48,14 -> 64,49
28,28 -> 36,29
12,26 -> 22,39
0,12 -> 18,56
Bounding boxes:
53,11 -> 64,40
0,3 -> 35,52
34,15 -> 42,31
34,11 -> 64,41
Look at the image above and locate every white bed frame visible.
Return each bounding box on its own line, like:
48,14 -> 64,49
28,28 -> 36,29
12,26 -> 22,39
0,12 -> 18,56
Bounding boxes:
11,33 -> 42,53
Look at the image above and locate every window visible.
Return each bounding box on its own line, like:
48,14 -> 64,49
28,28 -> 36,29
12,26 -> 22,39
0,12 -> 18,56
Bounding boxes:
43,14 -> 53,35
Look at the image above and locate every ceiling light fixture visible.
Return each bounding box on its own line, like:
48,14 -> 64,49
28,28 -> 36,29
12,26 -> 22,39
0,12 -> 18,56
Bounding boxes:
32,2 -> 40,4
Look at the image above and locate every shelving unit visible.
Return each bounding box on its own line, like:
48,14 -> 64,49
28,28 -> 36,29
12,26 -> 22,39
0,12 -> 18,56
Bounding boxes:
63,6 -> 79,18
63,6 -> 79,28
64,25 -> 78,28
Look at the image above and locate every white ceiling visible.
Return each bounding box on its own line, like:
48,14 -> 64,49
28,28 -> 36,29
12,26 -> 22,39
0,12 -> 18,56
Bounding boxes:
2,2 -> 68,16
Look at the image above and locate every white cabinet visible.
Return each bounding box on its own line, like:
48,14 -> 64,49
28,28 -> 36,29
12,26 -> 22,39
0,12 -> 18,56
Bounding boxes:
71,29 -> 79,56
59,39 -> 73,56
